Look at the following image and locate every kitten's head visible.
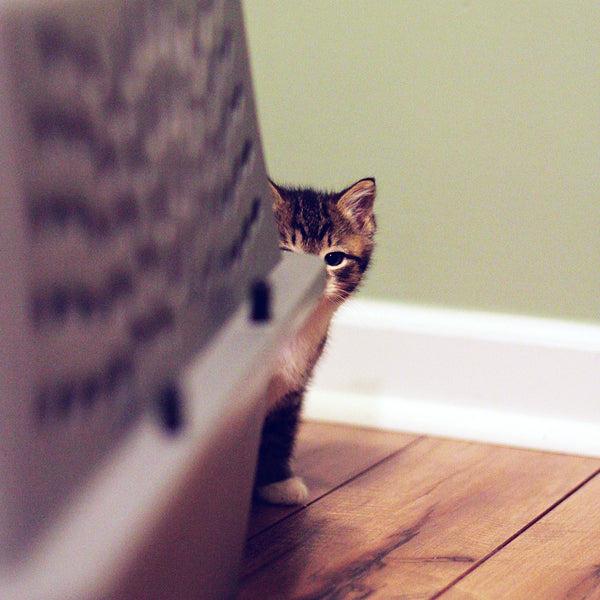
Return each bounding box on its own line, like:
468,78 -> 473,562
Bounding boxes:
270,178 -> 376,303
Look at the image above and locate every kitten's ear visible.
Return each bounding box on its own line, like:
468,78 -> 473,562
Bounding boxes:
268,178 -> 285,210
337,178 -> 376,234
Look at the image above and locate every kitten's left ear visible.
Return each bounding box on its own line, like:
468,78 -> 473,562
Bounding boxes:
337,178 -> 376,234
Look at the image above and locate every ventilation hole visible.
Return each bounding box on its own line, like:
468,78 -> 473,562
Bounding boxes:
81,375 -> 102,407
217,28 -> 233,61
250,279 -> 271,322
31,107 -> 95,142
72,286 -> 96,319
28,196 -> 70,230
47,198 -> 71,225
158,383 -> 183,434
250,197 -> 261,224
130,305 -> 175,343
230,83 -> 244,113
35,21 -> 102,72
107,269 -> 134,300
95,144 -> 118,171
36,21 -> 67,59
80,207 -> 112,238
49,287 -> 69,321
136,243 -> 161,270
28,194 -> 112,238
105,355 -> 134,393
240,138 -> 253,167
113,192 -> 139,226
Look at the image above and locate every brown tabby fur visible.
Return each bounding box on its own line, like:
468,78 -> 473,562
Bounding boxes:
254,178 -> 376,505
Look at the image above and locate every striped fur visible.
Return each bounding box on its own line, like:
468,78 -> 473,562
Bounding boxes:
255,178 -> 376,505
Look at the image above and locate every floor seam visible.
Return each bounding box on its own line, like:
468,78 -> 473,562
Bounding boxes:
246,434 -> 427,543
429,466 -> 600,599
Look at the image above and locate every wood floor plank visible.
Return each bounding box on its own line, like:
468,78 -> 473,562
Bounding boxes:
438,471 -> 600,600
246,421 -> 417,538
238,433 -> 600,600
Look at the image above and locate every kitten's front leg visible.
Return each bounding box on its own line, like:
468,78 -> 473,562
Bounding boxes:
254,389 -> 309,505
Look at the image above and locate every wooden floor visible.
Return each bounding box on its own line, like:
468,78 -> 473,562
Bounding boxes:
236,421 -> 600,600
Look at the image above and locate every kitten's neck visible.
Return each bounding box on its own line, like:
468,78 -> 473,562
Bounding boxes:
266,294 -> 339,410
289,294 -> 338,367
310,294 -> 340,329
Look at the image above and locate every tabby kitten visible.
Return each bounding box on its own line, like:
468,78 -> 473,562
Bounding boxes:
255,177 -> 376,505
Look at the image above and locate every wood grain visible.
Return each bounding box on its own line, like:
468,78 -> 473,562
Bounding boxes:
246,421 -> 417,538
238,428 -> 600,600
439,472 -> 600,600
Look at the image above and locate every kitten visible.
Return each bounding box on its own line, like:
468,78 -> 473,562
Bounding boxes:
255,177 -> 376,505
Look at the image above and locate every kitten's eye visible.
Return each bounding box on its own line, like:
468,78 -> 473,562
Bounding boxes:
324,252 -> 346,267
280,247 -> 292,252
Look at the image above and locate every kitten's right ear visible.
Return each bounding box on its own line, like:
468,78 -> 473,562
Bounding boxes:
268,178 -> 285,210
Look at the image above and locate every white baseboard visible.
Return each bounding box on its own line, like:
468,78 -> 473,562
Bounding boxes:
305,299 -> 600,457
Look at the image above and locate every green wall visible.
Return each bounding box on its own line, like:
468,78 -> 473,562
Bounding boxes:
242,1 -> 600,323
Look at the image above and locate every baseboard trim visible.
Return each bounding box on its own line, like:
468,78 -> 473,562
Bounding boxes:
305,299 -> 600,456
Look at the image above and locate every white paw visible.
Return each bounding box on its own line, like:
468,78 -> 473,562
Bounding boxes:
256,476 -> 309,505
